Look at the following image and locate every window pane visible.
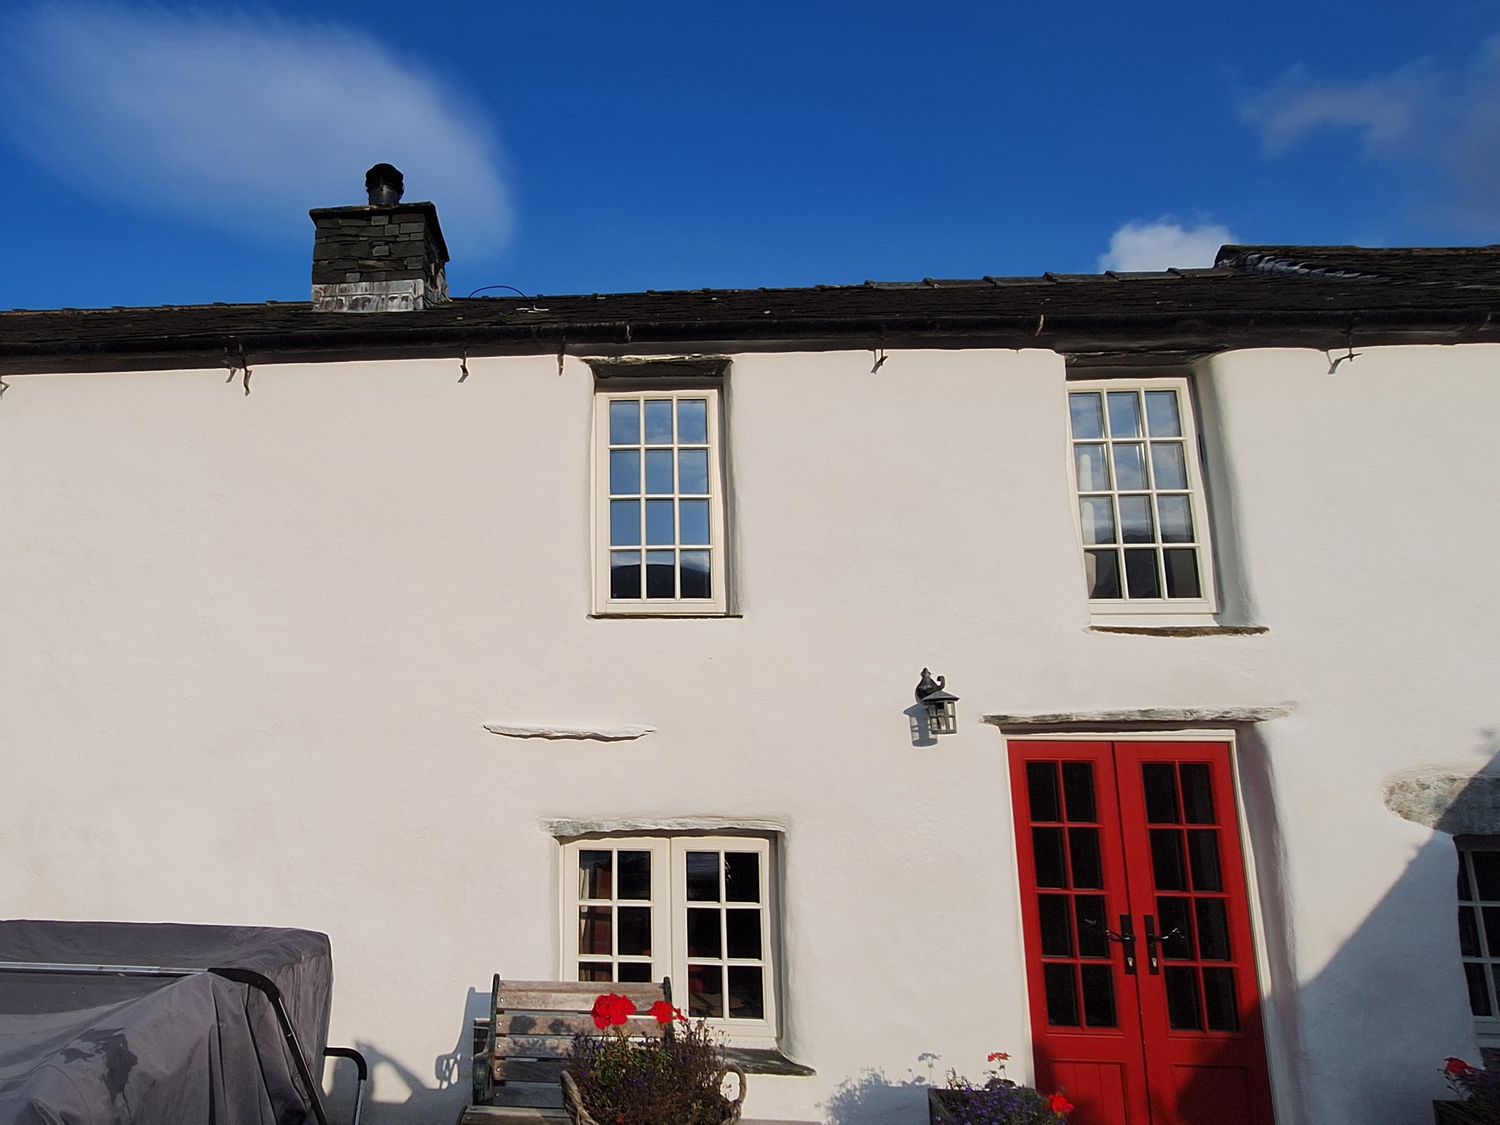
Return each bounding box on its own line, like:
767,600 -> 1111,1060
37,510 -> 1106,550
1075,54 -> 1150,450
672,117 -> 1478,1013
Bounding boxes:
679,449 -> 709,494
610,500 -> 641,547
579,851 -> 612,899
617,851 -> 651,900
1164,549 -> 1202,599
610,450 -> 640,495
687,964 -> 724,1018
1473,852 -> 1500,899
1467,962 -> 1494,1016
1152,442 -> 1189,489
726,909 -> 763,958
610,552 -> 641,599
618,907 -> 652,956
617,962 -> 652,983
645,450 -> 674,494
680,552 -> 711,599
1069,392 -> 1105,439
727,966 -> 764,1020
1075,444 -> 1111,491
645,551 -> 675,598
1107,391 -> 1142,438
725,852 -> 760,902
1080,497 -> 1115,545
644,400 -> 673,444
1119,496 -> 1155,543
680,500 -> 710,546
678,399 -> 709,444
1158,495 -> 1194,543
1114,444 -> 1148,490
686,852 -> 720,900
579,908 -> 612,955
687,908 -> 722,958
1460,906 -> 1481,957
1146,390 -> 1183,436
580,962 -> 613,983
609,400 -> 639,445
645,500 -> 674,545
1124,548 -> 1161,598
1086,550 -> 1122,599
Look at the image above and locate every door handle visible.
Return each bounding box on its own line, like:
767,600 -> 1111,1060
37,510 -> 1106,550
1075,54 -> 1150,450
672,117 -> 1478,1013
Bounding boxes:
1142,916 -> 1185,974
1106,913 -> 1137,975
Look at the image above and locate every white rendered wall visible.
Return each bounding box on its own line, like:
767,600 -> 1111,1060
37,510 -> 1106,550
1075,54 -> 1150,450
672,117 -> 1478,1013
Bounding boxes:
0,344 -> 1494,1124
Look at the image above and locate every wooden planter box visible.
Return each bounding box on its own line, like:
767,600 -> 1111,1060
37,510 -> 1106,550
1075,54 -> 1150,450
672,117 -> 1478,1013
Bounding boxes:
1435,1100 -> 1491,1125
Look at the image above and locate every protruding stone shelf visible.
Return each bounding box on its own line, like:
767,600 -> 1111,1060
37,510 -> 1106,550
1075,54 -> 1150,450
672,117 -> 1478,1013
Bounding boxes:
483,723 -> 655,742
983,704 -> 1294,729
1088,624 -> 1269,637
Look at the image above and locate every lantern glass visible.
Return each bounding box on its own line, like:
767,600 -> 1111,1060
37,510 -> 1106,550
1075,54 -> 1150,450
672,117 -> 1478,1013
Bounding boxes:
928,698 -> 958,735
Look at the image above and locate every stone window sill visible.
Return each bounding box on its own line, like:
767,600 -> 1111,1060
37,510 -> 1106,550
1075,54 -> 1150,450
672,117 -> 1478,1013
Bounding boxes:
722,1046 -> 815,1077
1087,624 -> 1268,637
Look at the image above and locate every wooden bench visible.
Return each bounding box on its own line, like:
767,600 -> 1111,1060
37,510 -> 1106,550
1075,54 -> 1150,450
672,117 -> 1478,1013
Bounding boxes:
460,976 -> 672,1124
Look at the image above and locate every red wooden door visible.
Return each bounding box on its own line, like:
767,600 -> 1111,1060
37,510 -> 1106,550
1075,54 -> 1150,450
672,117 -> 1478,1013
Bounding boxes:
1010,741 -> 1275,1125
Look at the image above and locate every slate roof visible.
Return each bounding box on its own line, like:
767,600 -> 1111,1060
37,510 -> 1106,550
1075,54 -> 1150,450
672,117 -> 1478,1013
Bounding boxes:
2,245 -> 1498,373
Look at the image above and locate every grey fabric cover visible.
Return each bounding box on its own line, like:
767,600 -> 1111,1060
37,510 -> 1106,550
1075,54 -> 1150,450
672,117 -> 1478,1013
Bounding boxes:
0,920 -> 333,1125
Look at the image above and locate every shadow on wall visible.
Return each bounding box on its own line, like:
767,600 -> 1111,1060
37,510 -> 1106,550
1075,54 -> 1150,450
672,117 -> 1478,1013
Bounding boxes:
822,1066 -> 933,1125
324,987 -> 485,1124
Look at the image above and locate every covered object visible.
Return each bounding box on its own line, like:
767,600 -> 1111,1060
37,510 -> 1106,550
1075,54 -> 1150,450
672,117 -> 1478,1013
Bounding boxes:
0,920 -> 361,1125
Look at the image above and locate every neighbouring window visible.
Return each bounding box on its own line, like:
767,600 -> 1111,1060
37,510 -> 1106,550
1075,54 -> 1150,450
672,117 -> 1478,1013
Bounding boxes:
1457,838 -> 1500,1045
1066,378 -> 1217,615
561,836 -> 776,1040
594,389 -> 727,614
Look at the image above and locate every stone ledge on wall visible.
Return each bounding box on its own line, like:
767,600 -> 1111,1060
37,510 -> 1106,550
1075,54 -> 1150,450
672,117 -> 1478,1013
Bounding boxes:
483,722 -> 655,741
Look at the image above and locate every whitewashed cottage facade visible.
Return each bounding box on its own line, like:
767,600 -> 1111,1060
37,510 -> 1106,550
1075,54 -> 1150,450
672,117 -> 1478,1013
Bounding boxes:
2,169 -> 1498,1125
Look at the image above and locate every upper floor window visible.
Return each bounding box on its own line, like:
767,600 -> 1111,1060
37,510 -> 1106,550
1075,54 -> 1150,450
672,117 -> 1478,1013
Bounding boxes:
593,388 -> 727,615
1066,377 -> 1217,616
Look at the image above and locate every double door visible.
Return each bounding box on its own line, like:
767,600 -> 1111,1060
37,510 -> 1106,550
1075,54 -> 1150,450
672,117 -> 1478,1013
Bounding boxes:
1009,741 -> 1275,1125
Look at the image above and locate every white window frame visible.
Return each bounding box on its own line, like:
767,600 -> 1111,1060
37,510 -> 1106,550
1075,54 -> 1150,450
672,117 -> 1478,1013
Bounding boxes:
559,835 -> 778,1043
1456,837 -> 1500,1046
1065,375 -> 1218,622
591,387 -> 729,616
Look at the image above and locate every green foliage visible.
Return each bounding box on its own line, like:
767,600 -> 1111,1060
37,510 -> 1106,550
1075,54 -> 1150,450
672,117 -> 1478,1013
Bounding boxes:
568,1021 -> 734,1125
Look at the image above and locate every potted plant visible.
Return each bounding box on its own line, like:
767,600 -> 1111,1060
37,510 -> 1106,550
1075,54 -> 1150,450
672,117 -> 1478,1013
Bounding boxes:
1436,1058 -> 1500,1124
562,993 -> 747,1125
928,1052 -> 1073,1125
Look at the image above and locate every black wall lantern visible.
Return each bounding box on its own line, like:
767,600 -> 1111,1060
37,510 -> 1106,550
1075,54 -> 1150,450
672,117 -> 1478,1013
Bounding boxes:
915,668 -> 959,735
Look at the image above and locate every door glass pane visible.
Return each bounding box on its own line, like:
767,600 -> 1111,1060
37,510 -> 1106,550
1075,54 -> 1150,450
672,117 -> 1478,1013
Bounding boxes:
1165,967 -> 1205,1030
1164,549 -> 1202,598
1151,830 -> 1188,891
1027,762 -> 1062,822
1086,550 -> 1122,598
726,909 -> 762,959
687,964 -> 724,1018
1124,549 -> 1160,598
1081,964 -> 1118,1028
1107,391 -> 1142,438
1143,764 -> 1182,823
1040,894 -> 1074,957
1202,968 -> 1240,1031
1180,764 -> 1217,823
727,966 -> 764,1020
724,852 -> 760,902
579,850 -> 612,899
687,908 -> 721,958
1195,899 -> 1232,961
1075,895 -> 1109,958
1062,762 -> 1097,822
1069,828 -> 1104,889
1033,828 -> 1068,888
1145,390 -> 1183,436
1044,963 -> 1080,1027
1158,897 -> 1196,960
1188,831 -> 1224,892
686,852 -> 720,901
617,851 -> 651,900
618,907 -> 652,956
1070,392 -> 1104,439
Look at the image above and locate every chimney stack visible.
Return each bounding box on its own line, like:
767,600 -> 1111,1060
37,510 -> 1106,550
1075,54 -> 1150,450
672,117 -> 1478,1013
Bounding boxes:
309,164 -> 450,312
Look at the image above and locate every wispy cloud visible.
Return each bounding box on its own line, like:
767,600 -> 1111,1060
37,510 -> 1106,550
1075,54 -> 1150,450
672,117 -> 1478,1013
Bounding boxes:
1098,219 -> 1239,273
1240,37 -> 1500,231
0,3 -> 512,256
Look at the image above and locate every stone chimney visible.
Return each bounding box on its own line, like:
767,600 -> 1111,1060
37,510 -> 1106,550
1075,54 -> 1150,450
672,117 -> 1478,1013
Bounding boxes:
309,163 -> 450,312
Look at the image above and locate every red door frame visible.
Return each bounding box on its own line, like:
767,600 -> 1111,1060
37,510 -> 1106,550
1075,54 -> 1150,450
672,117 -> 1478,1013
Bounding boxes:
1010,739 -> 1276,1125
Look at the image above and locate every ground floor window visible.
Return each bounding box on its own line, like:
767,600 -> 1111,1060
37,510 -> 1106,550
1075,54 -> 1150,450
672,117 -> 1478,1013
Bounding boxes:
560,835 -> 776,1040
1457,837 -> 1500,1047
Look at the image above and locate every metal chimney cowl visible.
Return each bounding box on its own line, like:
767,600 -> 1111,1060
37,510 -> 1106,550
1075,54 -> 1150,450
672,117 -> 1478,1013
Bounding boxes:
308,163 -> 451,313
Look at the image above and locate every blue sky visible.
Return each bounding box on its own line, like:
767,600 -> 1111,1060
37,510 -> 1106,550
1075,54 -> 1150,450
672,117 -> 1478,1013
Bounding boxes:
1,1 -> 1496,310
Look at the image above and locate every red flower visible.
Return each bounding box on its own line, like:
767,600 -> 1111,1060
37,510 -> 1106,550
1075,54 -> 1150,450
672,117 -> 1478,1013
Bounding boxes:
1049,1092 -> 1074,1115
987,1051 -> 1010,1062
590,993 -> 637,1029
1445,1057 -> 1475,1079
650,1000 -> 686,1025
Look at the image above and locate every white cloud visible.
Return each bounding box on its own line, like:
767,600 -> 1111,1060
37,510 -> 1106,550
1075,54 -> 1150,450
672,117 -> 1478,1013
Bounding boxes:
1240,64 -> 1426,155
1097,220 -> 1240,273
0,3 -> 512,255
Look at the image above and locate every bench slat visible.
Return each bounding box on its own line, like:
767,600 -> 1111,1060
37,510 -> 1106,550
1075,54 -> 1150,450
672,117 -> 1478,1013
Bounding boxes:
499,982 -> 666,1011
494,1013 -> 661,1038
493,1058 -> 565,1083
